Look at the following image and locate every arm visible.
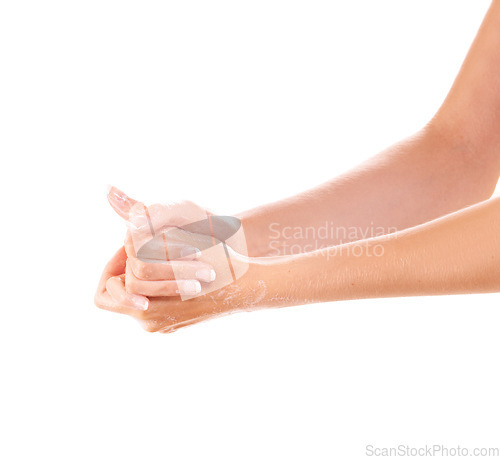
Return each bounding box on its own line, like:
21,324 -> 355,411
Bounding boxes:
96,1 -> 500,332
256,196 -> 500,307
96,195 -> 500,333
238,0 -> 500,256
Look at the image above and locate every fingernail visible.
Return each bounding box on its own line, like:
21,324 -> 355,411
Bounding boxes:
196,268 -> 216,282
181,247 -> 202,258
107,186 -> 130,218
107,185 -> 118,197
131,296 -> 149,310
180,280 -> 202,295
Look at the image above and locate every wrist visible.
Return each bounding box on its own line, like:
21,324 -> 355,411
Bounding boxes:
250,243 -> 385,307
245,252 -> 323,309
242,255 -> 293,309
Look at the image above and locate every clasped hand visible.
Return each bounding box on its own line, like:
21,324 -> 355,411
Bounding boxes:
95,187 -> 264,333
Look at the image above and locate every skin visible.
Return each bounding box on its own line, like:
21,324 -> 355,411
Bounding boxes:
95,0 -> 500,332
96,194 -> 500,332
259,197 -> 500,305
95,247 -> 265,333
239,0 -> 500,256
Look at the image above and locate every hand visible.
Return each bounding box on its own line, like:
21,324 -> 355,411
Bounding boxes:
94,247 -> 268,333
108,187 -> 249,298
107,185 -> 211,257
96,187 -> 264,332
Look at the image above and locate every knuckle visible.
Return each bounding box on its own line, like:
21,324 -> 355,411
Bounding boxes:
129,206 -> 146,226
134,260 -> 152,280
125,277 -> 139,294
148,203 -> 165,218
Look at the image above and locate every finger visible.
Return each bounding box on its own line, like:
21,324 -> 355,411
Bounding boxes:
127,201 -> 209,245
96,246 -> 128,296
161,226 -> 216,252
108,188 -> 209,254
95,289 -> 119,311
124,231 -> 137,258
129,257 -> 216,282
126,262 -> 201,296
144,202 -> 208,235
124,231 -> 201,261
106,275 -> 149,311
95,288 -> 142,315
107,186 -> 139,220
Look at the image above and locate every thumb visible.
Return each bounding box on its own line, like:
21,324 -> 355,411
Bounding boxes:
107,186 -> 140,220
107,186 -> 155,252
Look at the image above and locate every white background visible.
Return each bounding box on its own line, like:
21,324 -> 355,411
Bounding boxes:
1,1 -> 499,459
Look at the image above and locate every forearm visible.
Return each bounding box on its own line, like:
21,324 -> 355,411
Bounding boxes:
254,196 -> 500,307
239,125 -> 496,256
239,1 -> 500,257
